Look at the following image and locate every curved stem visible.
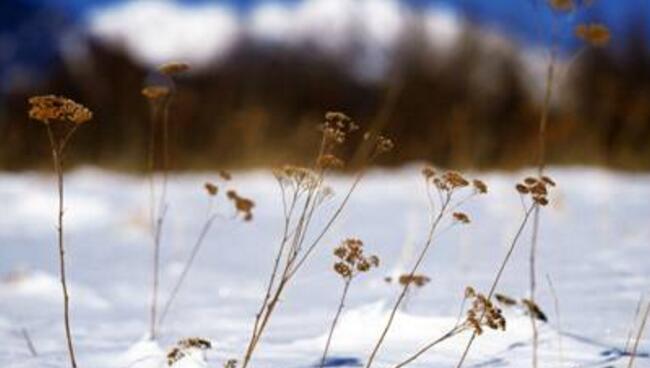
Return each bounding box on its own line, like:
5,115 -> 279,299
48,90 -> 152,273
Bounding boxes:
393,325 -> 463,368
365,195 -> 451,368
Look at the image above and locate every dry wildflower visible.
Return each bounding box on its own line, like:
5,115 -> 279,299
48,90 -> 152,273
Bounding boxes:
541,176 -> 556,187
274,165 -> 319,191
422,166 -> 436,179
464,289 -> 506,335
453,212 -> 471,224
224,359 -> 238,368
28,95 -> 92,125
549,0 -> 574,11
472,179 -> 488,194
204,182 -> 218,196
332,238 -> 379,280
516,183 -> 529,194
219,170 -> 232,181
167,337 -> 212,366
321,111 -> 358,147
398,274 -> 431,288
375,135 -> 395,154
158,61 -> 190,75
227,190 -> 255,221
142,85 -> 170,101
465,286 -> 476,298
575,23 -> 611,47
317,153 -> 345,170
495,293 -> 518,307
516,175 -> 555,206
522,299 -> 548,322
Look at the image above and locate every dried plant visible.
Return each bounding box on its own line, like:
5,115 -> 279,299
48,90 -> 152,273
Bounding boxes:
166,337 -> 212,366
321,238 -> 379,368
455,176 -> 555,368
28,95 -> 93,368
392,286 -> 506,368
240,112 -> 392,368
364,168 -> 487,368
142,62 -> 189,339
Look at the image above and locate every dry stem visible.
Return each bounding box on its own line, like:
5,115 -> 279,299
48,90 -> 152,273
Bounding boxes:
46,124 -> 78,368
320,279 -> 352,368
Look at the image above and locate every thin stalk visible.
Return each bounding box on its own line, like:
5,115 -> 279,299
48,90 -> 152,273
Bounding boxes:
149,98 -> 171,340
392,325 -> 463,368
158,211 -> 219,327
320,280 -> 352,368
528,28 -> 558,368
364,194 -> 451,368
46,124 -> 78,368
627,302 -> 650,368
456,204 -> 536,368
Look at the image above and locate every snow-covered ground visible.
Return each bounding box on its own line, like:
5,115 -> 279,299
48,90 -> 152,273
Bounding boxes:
0,166 -> 648,368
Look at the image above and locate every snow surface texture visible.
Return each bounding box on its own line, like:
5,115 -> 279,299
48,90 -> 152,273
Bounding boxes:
0,166 -> 649,368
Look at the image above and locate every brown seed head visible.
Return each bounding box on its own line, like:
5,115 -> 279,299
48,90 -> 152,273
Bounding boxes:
204,182 -> 218,196
575,23 -> 611,47
158,61 -> 190,75
142,85 -> 171,100
549,0 -> 574,11
453,212 -> 471,224
28,95 -> 93,125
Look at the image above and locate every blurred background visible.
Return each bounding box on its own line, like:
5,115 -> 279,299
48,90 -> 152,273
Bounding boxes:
1,0 -> 649,171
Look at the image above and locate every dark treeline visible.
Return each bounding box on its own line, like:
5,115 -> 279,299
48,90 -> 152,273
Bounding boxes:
1,22 -> 649,171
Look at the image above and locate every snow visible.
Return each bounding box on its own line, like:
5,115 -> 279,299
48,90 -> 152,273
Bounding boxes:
0,166 -> 648,367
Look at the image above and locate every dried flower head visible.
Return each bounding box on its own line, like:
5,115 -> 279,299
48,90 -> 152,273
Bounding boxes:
375,135 -> 394,154
549,0 -> 574,11
398,274 -> 431,288
167,337 -> 212,366
422,166 -> 436,180
317,154 -> 345,170
321,111 -> 358,148
224,359 -> 238,368
159,61 -> 190,75
142,85 -> 171,100
28,95 -> 93,125
464,289 -> 506,334
177,337 -> 212,350
472,179 -> 488,194
219,170 -> 232,181
495,293 -> 518,307
332,238 -> 379,280
516,175 -> 555,207
522,299 -> 548,322
204,182 -> 218,196
575,23 -> 611,47
274,165 -> 320,191
227,190 -> 255,221
453,212 -> 471,224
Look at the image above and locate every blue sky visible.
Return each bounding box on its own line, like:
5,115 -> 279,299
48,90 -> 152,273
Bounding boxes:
1,0 -> 649,93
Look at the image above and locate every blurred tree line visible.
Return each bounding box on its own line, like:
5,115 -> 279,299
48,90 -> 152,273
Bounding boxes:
1,21 -> 649,172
